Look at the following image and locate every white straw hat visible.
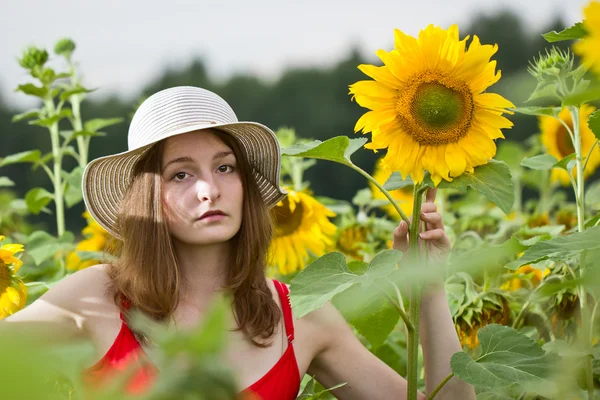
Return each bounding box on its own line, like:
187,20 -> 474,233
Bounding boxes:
82,86 -> 287,239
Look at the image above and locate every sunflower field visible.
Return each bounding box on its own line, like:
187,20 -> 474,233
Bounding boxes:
2,2 -> 600,399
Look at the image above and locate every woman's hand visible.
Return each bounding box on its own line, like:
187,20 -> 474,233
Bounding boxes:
392,187 -> 451,263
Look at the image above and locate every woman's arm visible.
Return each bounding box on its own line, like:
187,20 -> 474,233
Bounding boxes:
0,264 -> 110,343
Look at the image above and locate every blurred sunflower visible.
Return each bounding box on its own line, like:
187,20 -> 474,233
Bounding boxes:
501,264 -> 551,291
370,159 -> 413,219
66,211 -> 110,271
268,189 -> 337,275
0,235 -> 26,319
336,225 -> 368,260
540,105 -> 600,186
456,295 -> 511,350
573,1 -> 600,76
350,24 -> 514,185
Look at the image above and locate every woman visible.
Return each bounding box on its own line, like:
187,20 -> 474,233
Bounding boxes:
2,86 -> 474,399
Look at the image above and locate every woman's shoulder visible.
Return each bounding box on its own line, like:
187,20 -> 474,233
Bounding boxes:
36,264 -> 116,319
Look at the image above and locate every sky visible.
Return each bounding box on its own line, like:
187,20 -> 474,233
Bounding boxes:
1,0 -> 589,109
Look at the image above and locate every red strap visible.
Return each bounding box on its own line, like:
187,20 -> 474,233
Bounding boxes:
272,280 -> 294,343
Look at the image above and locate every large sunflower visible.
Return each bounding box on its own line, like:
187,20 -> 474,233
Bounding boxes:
573,1 -> 600,76
540,105 -> 600,186
370,159 -> 413,219
268,189 -> 337,275
349,24 -> 514,185
0,235 -> 26,319
66,211 -> 110,271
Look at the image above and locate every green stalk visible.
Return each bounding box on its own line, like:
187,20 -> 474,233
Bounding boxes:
71,95 -> 87,167
407,183 -> 425,400
44,98 -> 65,237
567,105 -> 594,398
348,164 -> 411,224
426,373 -> 454,400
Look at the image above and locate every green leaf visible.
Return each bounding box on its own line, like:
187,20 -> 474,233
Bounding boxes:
588,110 -> 600,141
334,283 -> 399,348
25,231 -> 75,266
505,225 -> 600,270
83,117 -> 123,133
437,160 -> 514,215
527,82 -> 559,102
76,250 -> 116,262
586,180 -> 600,211
512,106 -> 561,117
563,83 -> 600,106
25,187 -> 54,215
59,85 -> 94,102
383,172 -> 414,191
297,376 -> 346,399
12,109 -> 41,123
64,167 -> 83,208
554,153 -> 576,172
0,177 -> 15,187
0,150 -> 41,167
449,237 -> 526,274
451,324 -> 559,397
15,83 -> 48,98
542,22 -> 587,42
30,109 -> 72,128
282,136 -> 368,165
290,250 -> 401,318
520,154 -> 559,170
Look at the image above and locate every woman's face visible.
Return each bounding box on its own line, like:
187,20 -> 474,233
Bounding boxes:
160,129 -> 244,246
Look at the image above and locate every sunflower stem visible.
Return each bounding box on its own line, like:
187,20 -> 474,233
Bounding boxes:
407,182 -> 425,400
379,286 -> 414,332
349,164 -> 411,224
426,372 -> 454,400
44,97 -> 65,237
567,104 -> 594,398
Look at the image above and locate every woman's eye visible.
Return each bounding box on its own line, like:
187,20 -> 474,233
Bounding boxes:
217,165 -> 234,173
173,172 -> 188,181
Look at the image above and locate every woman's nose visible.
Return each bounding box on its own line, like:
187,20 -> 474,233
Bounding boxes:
196,179 -> 220,202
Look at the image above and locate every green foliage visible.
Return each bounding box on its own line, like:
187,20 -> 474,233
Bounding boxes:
506,226 -> 600,270
25,187 -> 54,215
289,250 -> 402,319
542,22 -> 587,43
588,110 -> 600,141
451,324 -> 559,397
520,154 -> 559,170
434,160 -> 514,215
282,136 -> 368,166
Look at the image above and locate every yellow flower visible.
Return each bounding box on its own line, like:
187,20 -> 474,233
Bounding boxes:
0,235 -> 27,319
573,1 -> 600,76
540,105 -> 600,186
501,264 -> 551,291
66,211 -> 110,271
370,159 -> 413,219
268,189 -> 336,275
336,225 -> 368,260
349,24 -> 514,186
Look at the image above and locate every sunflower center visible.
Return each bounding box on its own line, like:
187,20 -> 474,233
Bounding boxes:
412,83 -> 464,129
556,122 -> 575,157
396,70 -> 474,146
0,262 -> 10,293
272,198 -> 304,236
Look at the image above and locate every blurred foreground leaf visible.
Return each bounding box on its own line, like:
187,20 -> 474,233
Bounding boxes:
451,324 -> 559,397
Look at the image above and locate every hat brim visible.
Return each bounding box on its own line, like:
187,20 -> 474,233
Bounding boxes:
82,121 -> 288,240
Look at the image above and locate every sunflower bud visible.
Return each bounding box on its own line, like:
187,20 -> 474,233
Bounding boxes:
528,47 -> 574,81
18,46 -> 48,70
54,38 -> 76,59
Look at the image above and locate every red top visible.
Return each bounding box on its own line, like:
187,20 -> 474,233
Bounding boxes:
85,280 -> 301,399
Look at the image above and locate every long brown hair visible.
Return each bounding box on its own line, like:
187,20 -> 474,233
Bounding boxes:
105,129 -> 280,347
